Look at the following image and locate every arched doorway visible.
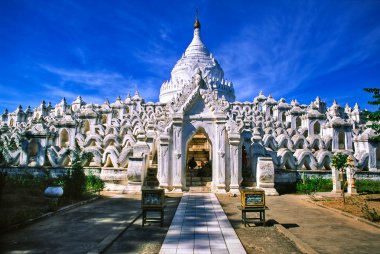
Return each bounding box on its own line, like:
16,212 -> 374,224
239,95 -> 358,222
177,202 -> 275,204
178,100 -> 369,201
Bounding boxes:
314,121 -> 321,135
186,129 -> 212,187
338,131 -> 345,150
60,129 -> 69,147
296,116 -> 301,129
28,139 -> 39,166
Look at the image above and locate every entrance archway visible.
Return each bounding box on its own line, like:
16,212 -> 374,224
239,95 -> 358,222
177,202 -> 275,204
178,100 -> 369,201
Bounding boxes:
186,129 -> 212,187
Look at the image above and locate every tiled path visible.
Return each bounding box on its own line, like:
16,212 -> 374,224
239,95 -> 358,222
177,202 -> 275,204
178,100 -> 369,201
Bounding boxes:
160,193 -> 246,254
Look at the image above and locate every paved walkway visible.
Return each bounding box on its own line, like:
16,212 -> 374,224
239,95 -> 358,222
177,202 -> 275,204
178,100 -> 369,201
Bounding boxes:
266,195 -> 380,254
160,193 -> 246,254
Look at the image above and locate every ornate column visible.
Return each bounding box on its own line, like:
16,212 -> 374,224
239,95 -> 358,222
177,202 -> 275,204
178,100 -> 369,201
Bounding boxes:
346,167 -> 357,195
331,167 -> 342,193
228,133 -> 241,195
36,135 -> 47,167
158,133 -> 170,190
215,114 -> 227,193
172,114 -> 183,192
256,157 -> 279,195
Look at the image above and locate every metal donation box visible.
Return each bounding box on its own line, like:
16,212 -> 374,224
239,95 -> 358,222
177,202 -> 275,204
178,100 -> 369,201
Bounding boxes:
240,189 -> 265,208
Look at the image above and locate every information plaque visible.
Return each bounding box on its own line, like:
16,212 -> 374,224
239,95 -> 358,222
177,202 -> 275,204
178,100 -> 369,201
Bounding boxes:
141,188 -> 165,209
240,189 -> 265,208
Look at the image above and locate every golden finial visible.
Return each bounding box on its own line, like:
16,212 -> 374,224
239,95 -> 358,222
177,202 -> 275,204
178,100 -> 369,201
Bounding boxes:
194,9 -> 201,29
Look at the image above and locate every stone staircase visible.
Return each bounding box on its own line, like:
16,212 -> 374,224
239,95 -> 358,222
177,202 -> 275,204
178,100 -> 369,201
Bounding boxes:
143,164 -> 159,187
186,175 -> 212,192
189,186 -> 211,192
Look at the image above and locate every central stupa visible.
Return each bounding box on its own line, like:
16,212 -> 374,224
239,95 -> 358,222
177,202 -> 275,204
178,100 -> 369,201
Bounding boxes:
159,17 -> 235,103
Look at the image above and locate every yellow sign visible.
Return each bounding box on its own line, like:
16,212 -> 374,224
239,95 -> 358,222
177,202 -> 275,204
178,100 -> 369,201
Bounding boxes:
240,189 -> 265,208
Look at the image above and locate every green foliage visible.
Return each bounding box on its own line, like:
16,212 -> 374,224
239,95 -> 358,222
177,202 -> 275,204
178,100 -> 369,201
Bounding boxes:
361,202 -> 380,222
356,180 -> 380,194
4,173 -> 64,191
63,148 -> 90,199
296,176 -> 333,194
0,138 -> 17,166
86,172 -> 104,194
332,152 -> 350,203
331,153 -> 349,171
363,88 -> 380,141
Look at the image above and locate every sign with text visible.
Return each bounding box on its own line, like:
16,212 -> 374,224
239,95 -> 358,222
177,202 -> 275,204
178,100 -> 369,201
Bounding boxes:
240,189 -> 265,208
141,188 -> 165,208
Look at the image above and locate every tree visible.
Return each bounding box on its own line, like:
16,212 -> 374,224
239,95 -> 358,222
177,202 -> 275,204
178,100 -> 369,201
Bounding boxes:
331,152 -> 348,204
0,138 -> 17,166
363,88 -> 380,141
63,144 -> 93,199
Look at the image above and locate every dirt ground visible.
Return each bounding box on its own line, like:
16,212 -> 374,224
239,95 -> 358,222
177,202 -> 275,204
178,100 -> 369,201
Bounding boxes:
216,194 -> 301,254
314,194 -> 380,223
0,184 -> 95,230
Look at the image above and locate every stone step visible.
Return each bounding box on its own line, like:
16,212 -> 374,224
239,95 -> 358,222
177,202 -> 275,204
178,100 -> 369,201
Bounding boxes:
189,186 -> 211,193
186,177 -> 212,182
241,181 -> 257,187
188,182 -> 209,187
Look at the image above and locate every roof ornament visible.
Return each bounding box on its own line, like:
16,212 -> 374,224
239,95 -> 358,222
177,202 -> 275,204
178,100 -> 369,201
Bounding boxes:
194,9 -> 201,29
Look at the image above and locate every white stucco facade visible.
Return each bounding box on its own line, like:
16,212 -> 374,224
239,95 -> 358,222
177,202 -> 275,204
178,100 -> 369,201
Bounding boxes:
0,18 -> 378,194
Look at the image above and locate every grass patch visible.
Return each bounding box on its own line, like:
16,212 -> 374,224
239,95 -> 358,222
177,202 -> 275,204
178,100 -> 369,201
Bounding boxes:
0,173 -> 101,230
356,180 -> 380,194
296,176 -> 332,194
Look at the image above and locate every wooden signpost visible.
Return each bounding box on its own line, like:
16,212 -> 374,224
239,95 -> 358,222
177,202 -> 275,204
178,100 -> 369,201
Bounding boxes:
141,188 -> 165,227
239,189 -> 268,226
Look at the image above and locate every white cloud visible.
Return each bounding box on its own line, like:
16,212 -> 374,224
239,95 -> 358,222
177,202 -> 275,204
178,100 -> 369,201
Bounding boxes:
215,2 -> 380,102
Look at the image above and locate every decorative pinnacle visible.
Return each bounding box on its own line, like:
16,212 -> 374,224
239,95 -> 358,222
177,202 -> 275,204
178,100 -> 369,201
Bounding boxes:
194,9 -> 201,29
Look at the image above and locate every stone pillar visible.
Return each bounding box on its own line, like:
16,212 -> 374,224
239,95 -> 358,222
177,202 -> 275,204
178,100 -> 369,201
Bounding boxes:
69,128 -> 76,149
228,133 -> 241,195
215,117 -> 227,193
346,167 -> 357,195
256,157 -> 279,195
19,140 -> 28,167
368,141 -> 378,172
36,136 -> 47,167
124,129 -> 149,193
158,134 -> 170,190
331,167 -> 342,193
172,114 -> 183,192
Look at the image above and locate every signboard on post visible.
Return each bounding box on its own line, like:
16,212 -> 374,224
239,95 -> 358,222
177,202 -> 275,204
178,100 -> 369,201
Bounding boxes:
141,188 -> 165,209
240,189 -> 265,208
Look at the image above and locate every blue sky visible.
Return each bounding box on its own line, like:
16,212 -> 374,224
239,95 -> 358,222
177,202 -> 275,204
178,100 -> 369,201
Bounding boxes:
0,0 -> 380,113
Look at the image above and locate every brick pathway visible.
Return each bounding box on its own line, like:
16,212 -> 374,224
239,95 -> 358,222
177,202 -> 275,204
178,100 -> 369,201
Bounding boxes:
160,193 -> 246,254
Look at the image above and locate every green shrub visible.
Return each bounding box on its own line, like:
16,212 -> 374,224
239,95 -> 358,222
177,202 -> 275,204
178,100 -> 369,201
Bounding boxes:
356,180 -> 380,194
86,172 -> 104,194
64,167 -> 86,199
63,149 -> 92,199
296,176 -> 332,194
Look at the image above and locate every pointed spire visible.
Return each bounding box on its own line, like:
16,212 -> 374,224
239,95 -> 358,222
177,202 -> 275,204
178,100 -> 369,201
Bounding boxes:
194,9 -> 201,29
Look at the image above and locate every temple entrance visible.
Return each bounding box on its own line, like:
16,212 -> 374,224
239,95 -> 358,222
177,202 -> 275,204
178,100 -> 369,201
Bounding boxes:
186,129 -> 212,188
